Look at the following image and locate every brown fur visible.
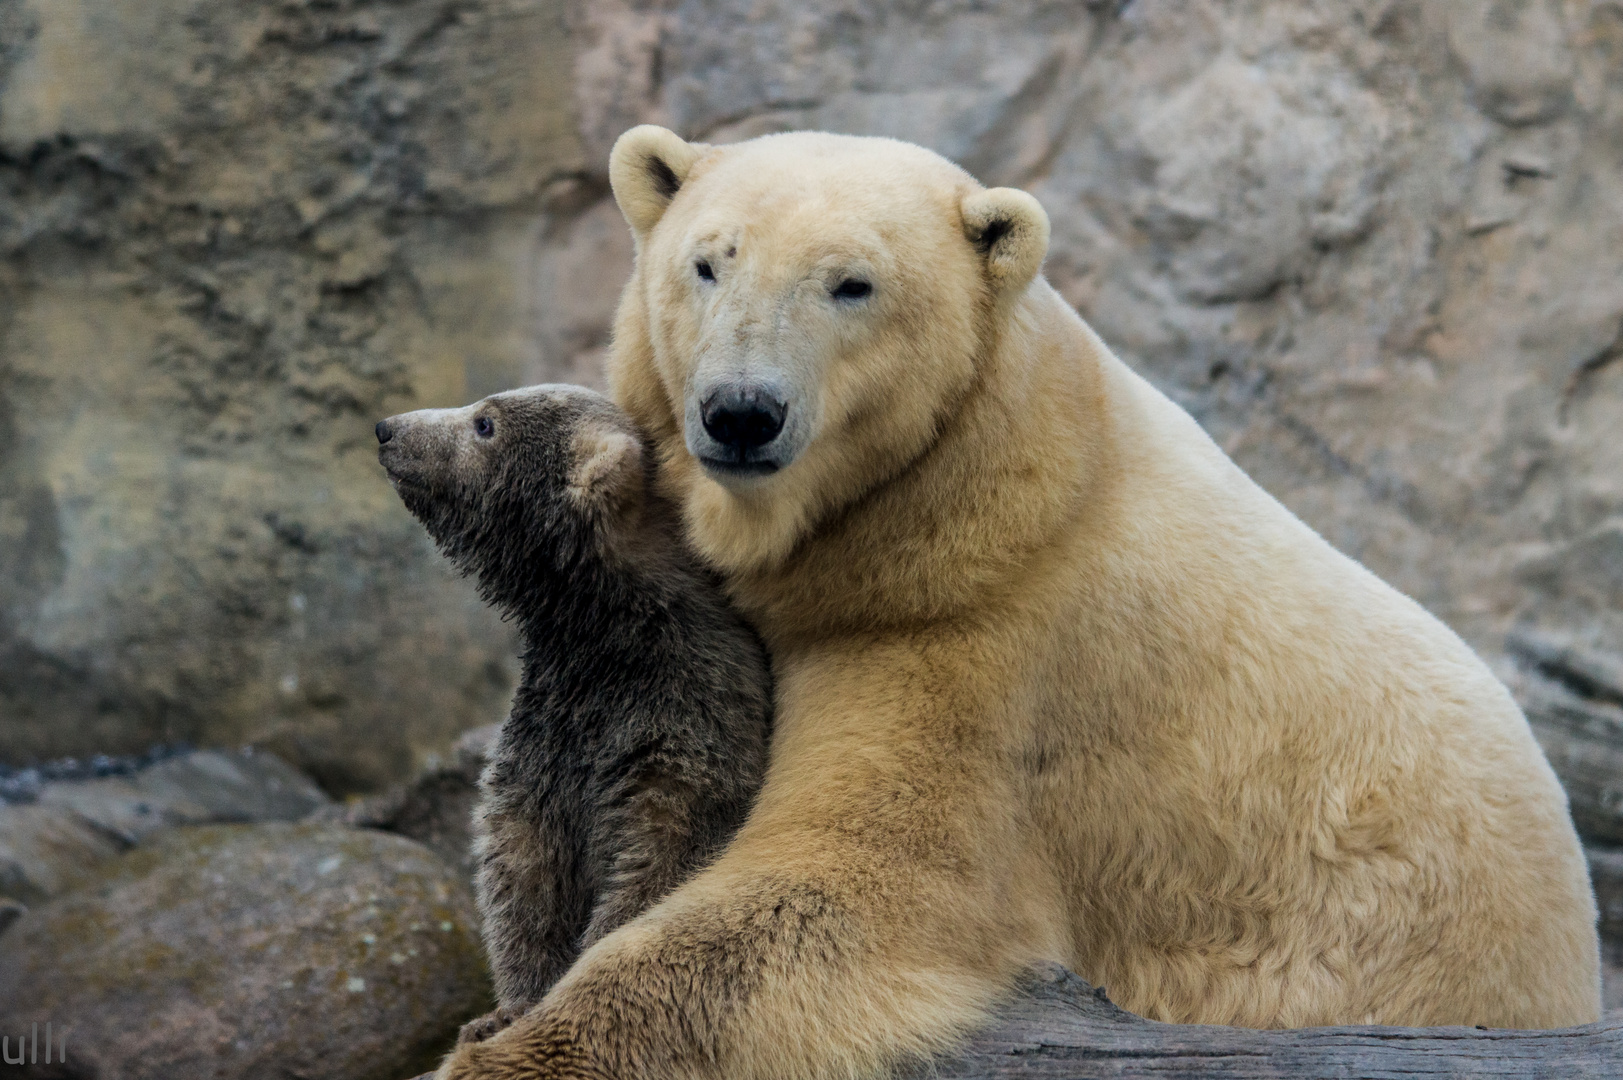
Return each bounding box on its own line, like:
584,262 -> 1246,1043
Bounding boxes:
375,385 -> 771,1043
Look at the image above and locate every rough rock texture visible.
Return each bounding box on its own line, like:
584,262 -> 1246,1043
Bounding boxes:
315,723 -> 498,876
567,0 -> 1623,669
0,823 -> 490,1080
2,2 -> 1621,798
0,748 -> 330,906
1593,846 -> 1623,1012
0,0 -> 588,791
1510,634 -> 1623,843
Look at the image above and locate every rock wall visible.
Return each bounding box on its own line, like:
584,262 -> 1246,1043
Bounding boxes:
0,0 -> 590,790
2,0 -> 1621,794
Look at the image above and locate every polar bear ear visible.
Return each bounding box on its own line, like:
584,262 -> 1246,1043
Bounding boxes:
610,125 -> 707,240
568,424 -> 643,513
961,187 -> 1050,292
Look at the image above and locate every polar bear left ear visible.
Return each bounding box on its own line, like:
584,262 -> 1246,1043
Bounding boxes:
609,125 -> 708,240
961,187 -> 1050,292
568,424 -> 643,513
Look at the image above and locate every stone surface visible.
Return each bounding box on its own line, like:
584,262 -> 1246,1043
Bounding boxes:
0,823 -> 490,1080
0,0 -> 584,791
316,723 -> 498,876
2,1 -> 1622,806
1591,845 -> 1623,1013
568,0 -> 1623,675
1510,633 -> 1623,844
574,0 -> 1623,842
0,748 -> 330,905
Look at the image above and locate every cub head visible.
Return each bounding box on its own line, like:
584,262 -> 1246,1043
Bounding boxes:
375,384 -> 644,607
606,126 -> 1050,571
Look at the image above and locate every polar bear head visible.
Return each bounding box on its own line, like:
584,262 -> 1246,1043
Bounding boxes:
607,126 -> 1050,571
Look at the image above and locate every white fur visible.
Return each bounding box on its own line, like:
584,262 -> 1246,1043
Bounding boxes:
435,128 -> 1601,1080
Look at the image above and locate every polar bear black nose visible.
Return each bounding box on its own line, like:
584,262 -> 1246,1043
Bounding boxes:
701,387 -> 786,452
375,420 -> 393,444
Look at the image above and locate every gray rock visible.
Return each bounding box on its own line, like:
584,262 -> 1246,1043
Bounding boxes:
0,749 -> 330,906
0,803 -> 124,909
317,724 -> 498,876
0,898 -> 23,937
569,0 -> 1623,675
1587,845 -> 1623,1013
0,823 -> 490,1080
1593,845 -> 1623,938
1507,633 -> 1623,845
1527,687 -> 1623,845
4,0 -> 1623,816
0,0 -> 577,791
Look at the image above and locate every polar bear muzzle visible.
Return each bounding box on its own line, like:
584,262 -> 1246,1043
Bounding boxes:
691,379 -> 791,478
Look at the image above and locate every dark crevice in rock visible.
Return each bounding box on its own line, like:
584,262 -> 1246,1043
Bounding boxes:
1561,318 -> 1623,424
1271,409 -> 1439,531
1510,631 -> 1623,709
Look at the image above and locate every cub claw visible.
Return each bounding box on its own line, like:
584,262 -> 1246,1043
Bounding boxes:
458,1006 -> 518,1045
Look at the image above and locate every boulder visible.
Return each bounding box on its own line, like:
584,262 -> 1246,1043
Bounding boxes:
0,0 -> 569,791
0,823 -> 490,1080
0,749 -> 330,906
318,725 -> 498,876
1591,844 -> 1623,1013
1508,632 -> 1623,845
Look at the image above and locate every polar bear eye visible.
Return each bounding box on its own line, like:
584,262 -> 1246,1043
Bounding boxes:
695,260 -> 715,282
831,278 -> 872,301
474,416 -> 495,439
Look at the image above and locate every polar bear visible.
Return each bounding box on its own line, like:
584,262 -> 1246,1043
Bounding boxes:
436,128 -> 1599,1080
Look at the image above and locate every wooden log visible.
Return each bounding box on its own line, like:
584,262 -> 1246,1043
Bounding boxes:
408,964 -> 1623,1080
920,964 -> 1623,1079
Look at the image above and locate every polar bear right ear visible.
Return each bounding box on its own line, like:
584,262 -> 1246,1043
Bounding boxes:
961,187 -> 1051,293
610,126 -> 707,240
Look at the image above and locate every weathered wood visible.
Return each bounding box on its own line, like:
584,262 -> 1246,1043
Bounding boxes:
920,964 -> 1623,1079
407,963 -> 1623,1080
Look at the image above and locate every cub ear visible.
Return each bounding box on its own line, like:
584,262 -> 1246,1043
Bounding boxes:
568,424 -> 643,512
960,187 -> 1050,292
609,125 -> 707,240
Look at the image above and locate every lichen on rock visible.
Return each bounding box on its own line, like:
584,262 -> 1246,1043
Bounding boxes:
0,822 -> 491,1080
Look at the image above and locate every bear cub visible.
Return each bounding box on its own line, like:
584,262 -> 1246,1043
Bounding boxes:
376,384 -> 771,1042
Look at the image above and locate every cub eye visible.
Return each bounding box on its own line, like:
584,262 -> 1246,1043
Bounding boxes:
474,416 -> 495,439
831,278 -> 872,300
695,260 -> 715,282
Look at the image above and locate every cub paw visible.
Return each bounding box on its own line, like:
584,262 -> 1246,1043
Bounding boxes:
458,1007 -> 518,1045
435,1015 -> 605,1080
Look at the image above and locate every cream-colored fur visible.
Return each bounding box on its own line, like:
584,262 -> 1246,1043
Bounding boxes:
437,128 -> 1599,1080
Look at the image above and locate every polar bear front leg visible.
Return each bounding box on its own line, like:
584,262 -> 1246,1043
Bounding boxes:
435,669 -> 1056,1080
436,870 -> 1019,1080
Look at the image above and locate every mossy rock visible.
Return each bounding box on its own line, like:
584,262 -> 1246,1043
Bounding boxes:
0,823 -> 490,1080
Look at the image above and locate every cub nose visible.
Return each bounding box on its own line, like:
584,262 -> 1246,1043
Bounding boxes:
701,387 -> 786,452
375,419 -> 393,445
